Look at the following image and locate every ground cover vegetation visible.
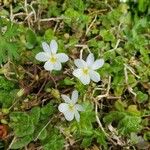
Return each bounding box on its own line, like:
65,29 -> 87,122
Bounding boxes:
0,0 -> 150,149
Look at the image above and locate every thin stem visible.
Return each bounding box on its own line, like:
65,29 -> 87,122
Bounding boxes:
86,15 -> 97,35
7,136 -> 16,150
34,119 -> 52,141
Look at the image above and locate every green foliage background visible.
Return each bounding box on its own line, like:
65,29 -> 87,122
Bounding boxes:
0,0 -> 149,149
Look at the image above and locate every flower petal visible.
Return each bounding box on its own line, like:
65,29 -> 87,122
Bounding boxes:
71,90 -> 78,104
73,69 -> 82,78
35,52 -> 49,62
56,53 -> 69,62
50,40 -> 58,54
75,104 -> 84,111
89,70 -> 100,82
79,75 -> 90,85
92,59 -> 104,70
58,103 -> 69,113
42,42 -> 51,53
61,95 -> 71,103
74,110 -> 80,122
53,62 -> 62,70
64,110 -> 74,121
86,53 -> 94,66
74,59 -> 87,68
44,61 -> 54,71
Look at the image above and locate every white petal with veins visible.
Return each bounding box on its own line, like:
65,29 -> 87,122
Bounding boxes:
75,104 -> 84,111
42,42 -> 51,53
74,59 -> 86,68
56,53 -> 69,62
35,52 -> 49,62
79,74 -> 90,85
58,103 -> 69,112
61,95 -> 71,103
86,53 -> 94,66
74,110 -> 80,122
71,90 -> 78,104
89,70 -> 100,82
53,62 -> 62,70
92,59 -> 104,70
50,40 -> 58,54
64,110 -> 74,121
73,69 -> 82,78
44,61 -> 54,71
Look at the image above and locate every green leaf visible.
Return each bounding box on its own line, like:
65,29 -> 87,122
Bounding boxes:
103,50 -> 116,61
136,91 -> 148,103
128,74 -> 137,88
127,105 -> 141,116
63,77 -> 75,85
40,103 -> 55,120
70,102 -> 95,136
26,29 -> 37,49
94,130 -> 107,149
103,111 -> 126,125
63,0 -> 85,13
138,0 -> 150,12
48,1 -> 61,17
114,100 -> 126,112
0,20 -> 22,64
64,8 -> 89,30
104,111 -> 142,135
0,90 -> 17,108
41,128 -> 64,150
4,23 -> 19,38
34,124 -> 48,140
118,116 -> 141,135
100,29 -> 115,42
44,29 -> 54,41
30,107 -> 41,125
10,112 -> 35,137
81,137 -> 93,148
11,135 -> 33,149
0,76 -> 15,91
112,73 -> 125,96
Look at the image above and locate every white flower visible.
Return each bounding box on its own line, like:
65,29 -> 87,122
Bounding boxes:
73,53 -> 104,85
58,90 -> 84,122
35,40 -> 69,71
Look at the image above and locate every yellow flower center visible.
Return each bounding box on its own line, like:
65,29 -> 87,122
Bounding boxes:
49,55 -> 57,64
68,104 -> 74,111
82,68 -> 89,75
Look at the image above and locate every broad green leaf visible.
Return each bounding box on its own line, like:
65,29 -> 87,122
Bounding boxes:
40,103 -> 55,120
114,100 -> 126,112
10,112 -> 35,137
118,116 -> 141,135
11,135 -> 33,149
26,29 -> 37,49
41,128 -> 64,150
136,91 -> 148,103
30,107 -> 41,125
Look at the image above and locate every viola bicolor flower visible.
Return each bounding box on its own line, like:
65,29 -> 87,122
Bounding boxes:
58,90 -> 84,122
73,53 -> 104,85
35,40 -> 69,71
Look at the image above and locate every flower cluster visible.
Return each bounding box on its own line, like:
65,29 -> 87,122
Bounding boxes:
35,39 -> 104,121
